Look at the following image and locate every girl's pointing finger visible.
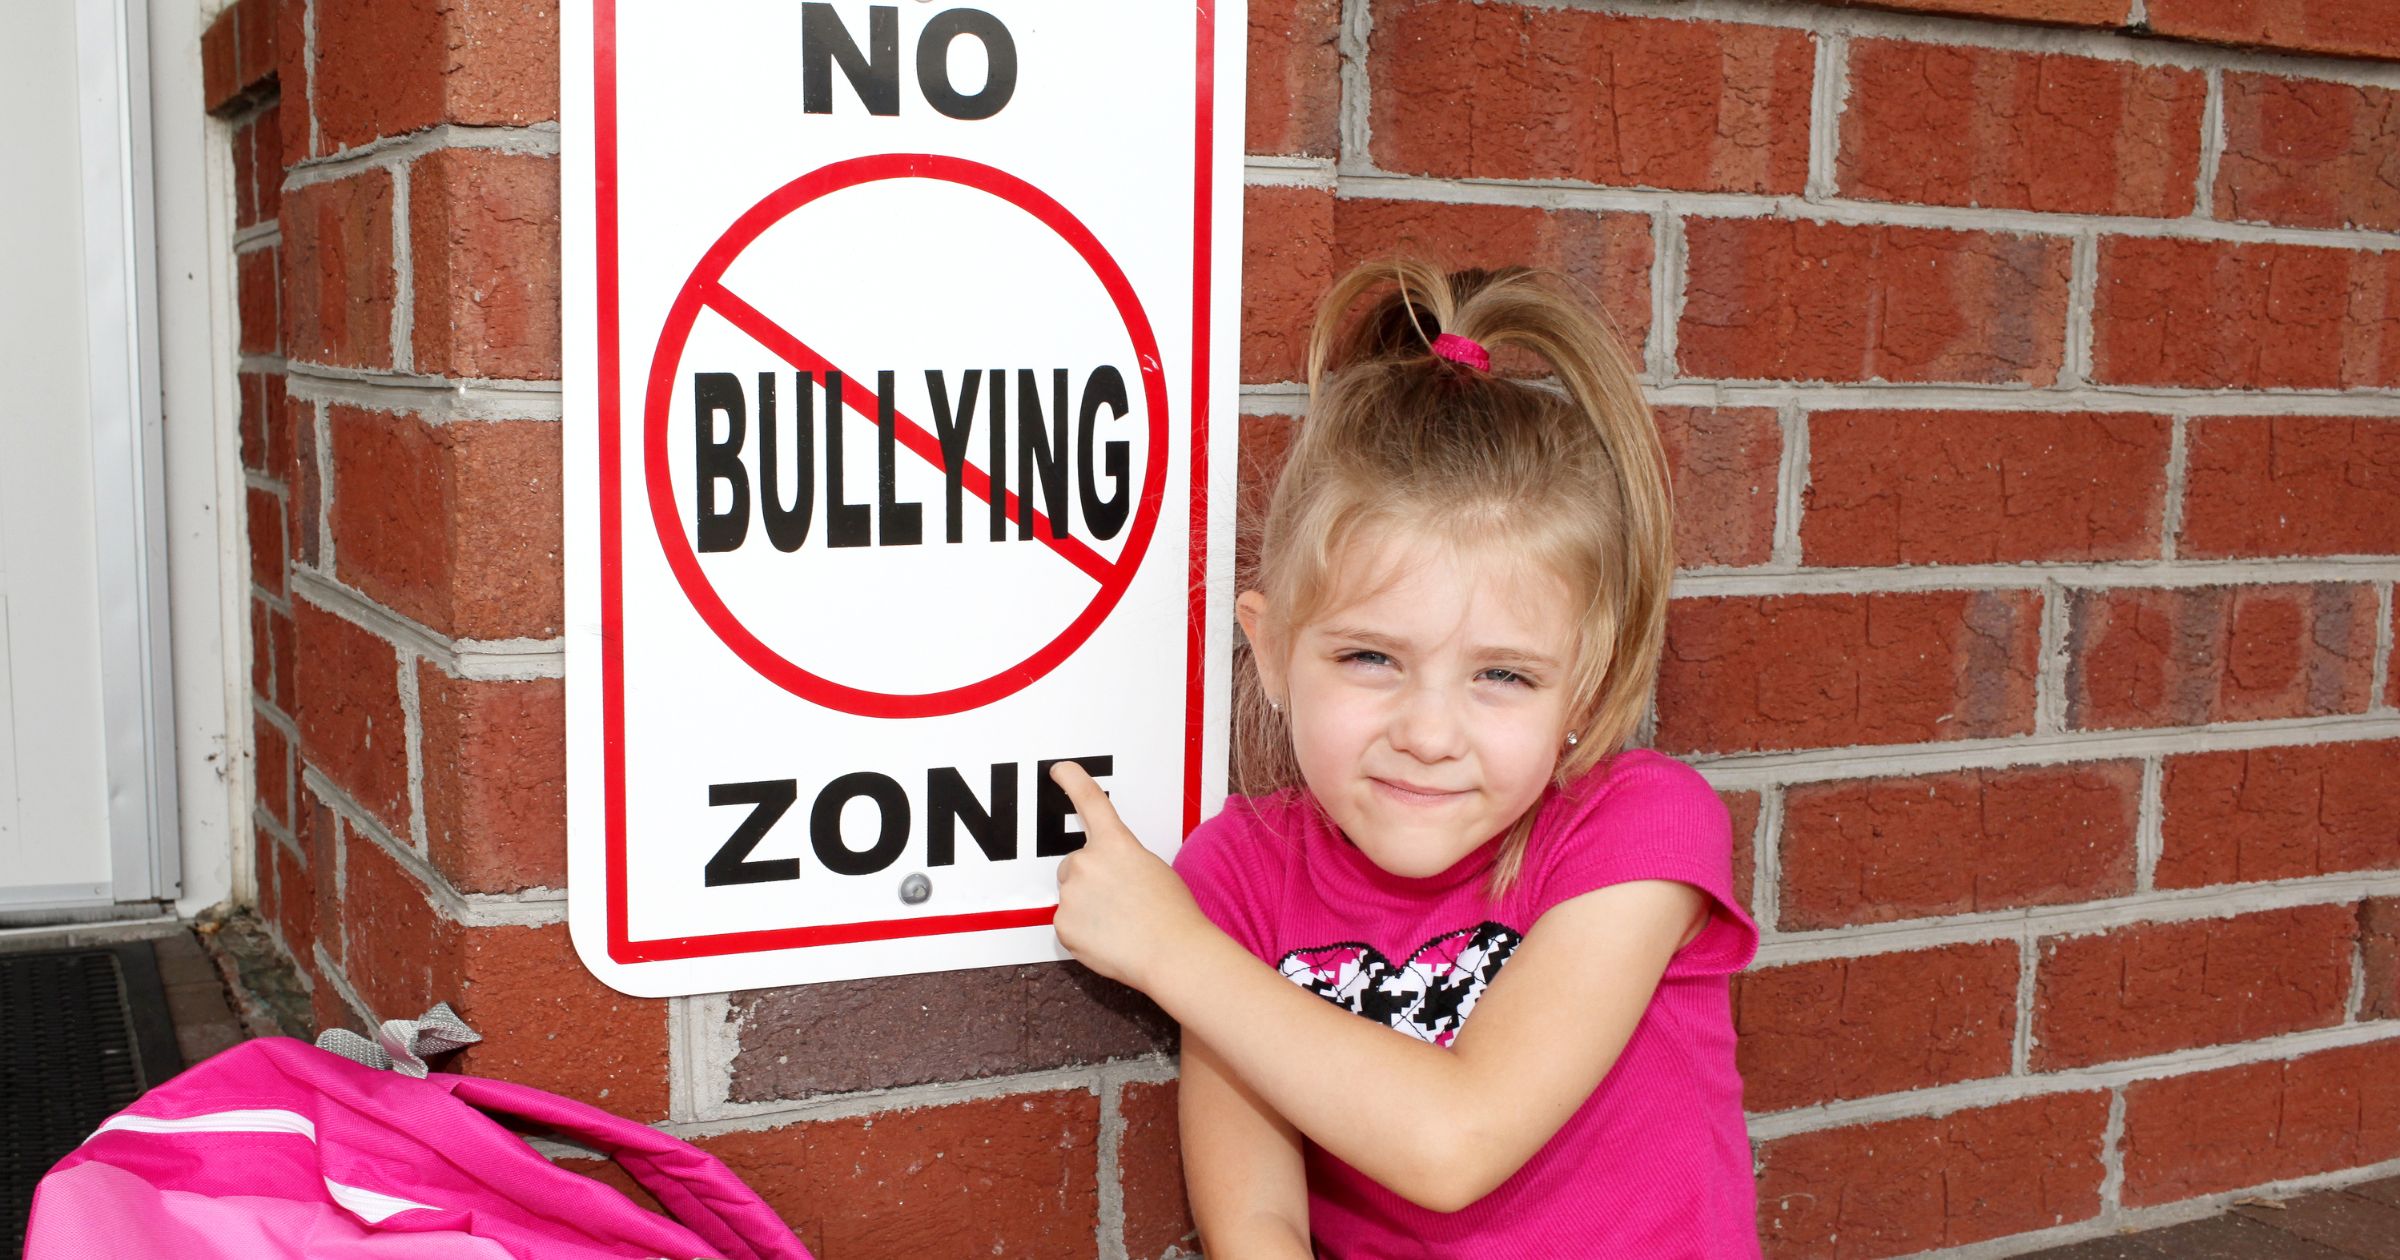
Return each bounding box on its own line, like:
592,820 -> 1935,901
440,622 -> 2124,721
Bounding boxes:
1048,761 -> 1127,839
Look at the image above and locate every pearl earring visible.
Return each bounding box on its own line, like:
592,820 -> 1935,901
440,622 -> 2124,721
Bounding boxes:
1269,697 -> 1284,716
1564,730 -> 1580,748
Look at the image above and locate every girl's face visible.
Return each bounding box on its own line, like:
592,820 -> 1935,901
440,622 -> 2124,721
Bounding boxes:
1239,531 -> 1580,879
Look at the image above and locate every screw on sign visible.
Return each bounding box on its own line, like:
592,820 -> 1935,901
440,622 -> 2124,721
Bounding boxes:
641,154 -> 1171,719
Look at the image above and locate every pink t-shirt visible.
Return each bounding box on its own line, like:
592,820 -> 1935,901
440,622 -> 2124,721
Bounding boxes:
1172,749 -> 1761,1259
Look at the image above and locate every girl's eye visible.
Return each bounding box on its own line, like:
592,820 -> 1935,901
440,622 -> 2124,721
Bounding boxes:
1480,668 -> 1536,687
1337,650 -> 1392,668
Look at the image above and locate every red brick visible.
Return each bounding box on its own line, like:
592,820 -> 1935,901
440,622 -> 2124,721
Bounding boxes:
1372,2 -> 1813,195
1338,198 -> 1653,356
255,102 -> 284,223
1248,0 -> 1339,157
2180,416 -> 2400,559
233,120 -> 259,230
416,665 -> 565,894
290,392 -> 321,567
235,0 -> 278,99
254,710 -> 293,829
1240,185 -> 1334,384
2363,898 -> 2400,1021
727,965 -> 1173,1102
2064,583 -> 2377,730
237,246 -> 280,356
202,9 -> 241,114
2032,905 -> 2356,1069
293,599 -> 409,833
2157,741 -> 2400,888
266,832 -> 317,984
238,373 -> 270,473
281,172 -> 396,369
253,598 -> 295,710
1736,943 -> 2018,1112
2217,75 -> 2400,233
696,1093 -> 1101,1260
1841,42 -> 2202,218
410,149 -> 561,379
1723,789 -> 1762,917
246,486 -> 287,597
2122,1040 -> 2400,1207
277,0 -> 310,161
304,787 -> 340,974
1804,409 -> 2170,566
1121,1081 -> 1197,1260
1656,406 -> 1780,569
329,409 -> 563,639
340,831 -> 453,1023
1758,1092 -> 2109,1258
448,923 -> 670,1120
311,0 -> 559,154
1827,0 -> 2131,24
1679,218 -> 2072,385
2091,236 -> 2400,390
2147,0 -> 2400,64
1781,763 -> 2140,930
1656,590 -> 2042,754
264,376 -> 296,486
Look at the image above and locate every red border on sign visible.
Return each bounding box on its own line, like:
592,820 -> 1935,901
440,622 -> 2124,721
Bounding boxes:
594,0 -> 1216,964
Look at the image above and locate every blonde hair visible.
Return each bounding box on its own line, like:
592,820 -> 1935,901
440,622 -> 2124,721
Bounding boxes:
1235,260 -> 1675,894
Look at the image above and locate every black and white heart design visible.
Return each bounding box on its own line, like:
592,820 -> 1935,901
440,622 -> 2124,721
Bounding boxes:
1275,922 -> 1522,1047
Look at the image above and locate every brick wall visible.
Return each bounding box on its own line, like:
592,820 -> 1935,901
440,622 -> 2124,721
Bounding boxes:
207,1 -> 2400,1256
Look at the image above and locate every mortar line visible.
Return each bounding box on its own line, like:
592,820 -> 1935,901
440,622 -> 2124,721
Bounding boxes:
2373,582 -> 2394,715
1458,375 -> 2400,415
1337,0 -> 1374,174
2097,1088 -> 2127,1213
1747,1021 -> 2400,1140
302,0 -> 319,158
231,222 -> 281,253
666,996 -> 699,1124
2062,231 -> 2098,386
1644,205 -> 1678,381
1330,172 -> 2400,252
2349,939 -> 2368,1024
1096,1069 -> 1130,1260
2136,756 -> 2165,892
2036,580 -> 2070,735
282,122 -> 561,191
291,569 -> 565,680
313,400 -> 335,573
398,651 -> 426,854
390,162 -> 414,374
666,1058 -> 1181,1137
1690,715 -> 2400,790
1751,870 -> 2400,967
2195,67 -> 2225,219
1895,1155 -> 2400,1260
1678,556 -> 2400,597
1752,786 -> 1783,933
1805,32 -> 1846,203
242,469 -> 290,497
1771,401 -> 1808,567
2161,415 -> 2190,561
2012,935 -> 2037,1075
249,583 -> 294,617
313,941 -> 376,1030
302,767 -> 568,927
1510,0 -> 2400,86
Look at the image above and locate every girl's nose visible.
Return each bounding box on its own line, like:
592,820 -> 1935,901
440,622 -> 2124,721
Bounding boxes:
1387,682 -> 1469,762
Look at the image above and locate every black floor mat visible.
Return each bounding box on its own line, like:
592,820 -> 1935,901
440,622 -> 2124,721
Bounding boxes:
1,940 -> 185,1253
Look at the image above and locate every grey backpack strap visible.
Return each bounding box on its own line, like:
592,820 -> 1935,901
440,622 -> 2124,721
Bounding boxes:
315,1002 -> 482,1078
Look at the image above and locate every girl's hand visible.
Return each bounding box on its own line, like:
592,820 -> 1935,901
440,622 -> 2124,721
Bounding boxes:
1049,761 -> 1206,991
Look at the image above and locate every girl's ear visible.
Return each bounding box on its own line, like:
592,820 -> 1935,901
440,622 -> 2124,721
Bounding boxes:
1234,590 -> 1287,701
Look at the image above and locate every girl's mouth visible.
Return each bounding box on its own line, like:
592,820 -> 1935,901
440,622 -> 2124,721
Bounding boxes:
1371,778 -> 1468,806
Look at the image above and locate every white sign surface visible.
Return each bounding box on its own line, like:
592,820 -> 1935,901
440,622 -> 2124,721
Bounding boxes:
562,1 -> 1244,996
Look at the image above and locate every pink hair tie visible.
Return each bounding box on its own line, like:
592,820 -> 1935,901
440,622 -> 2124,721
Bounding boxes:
1430,332 -> 1491,373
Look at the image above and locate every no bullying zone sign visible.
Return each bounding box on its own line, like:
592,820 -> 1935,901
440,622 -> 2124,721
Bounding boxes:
562,2 -> 1245,995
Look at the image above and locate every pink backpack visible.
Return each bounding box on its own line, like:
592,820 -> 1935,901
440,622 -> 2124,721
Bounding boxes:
25,1032 -> 812,1260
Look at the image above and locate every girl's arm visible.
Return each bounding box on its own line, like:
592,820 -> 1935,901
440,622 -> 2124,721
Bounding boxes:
1179,1034 -> 1315,1259
1053,766 -> 1702,1213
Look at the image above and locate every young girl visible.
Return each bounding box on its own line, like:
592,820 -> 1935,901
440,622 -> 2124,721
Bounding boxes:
1050,261 -> 1759,1257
